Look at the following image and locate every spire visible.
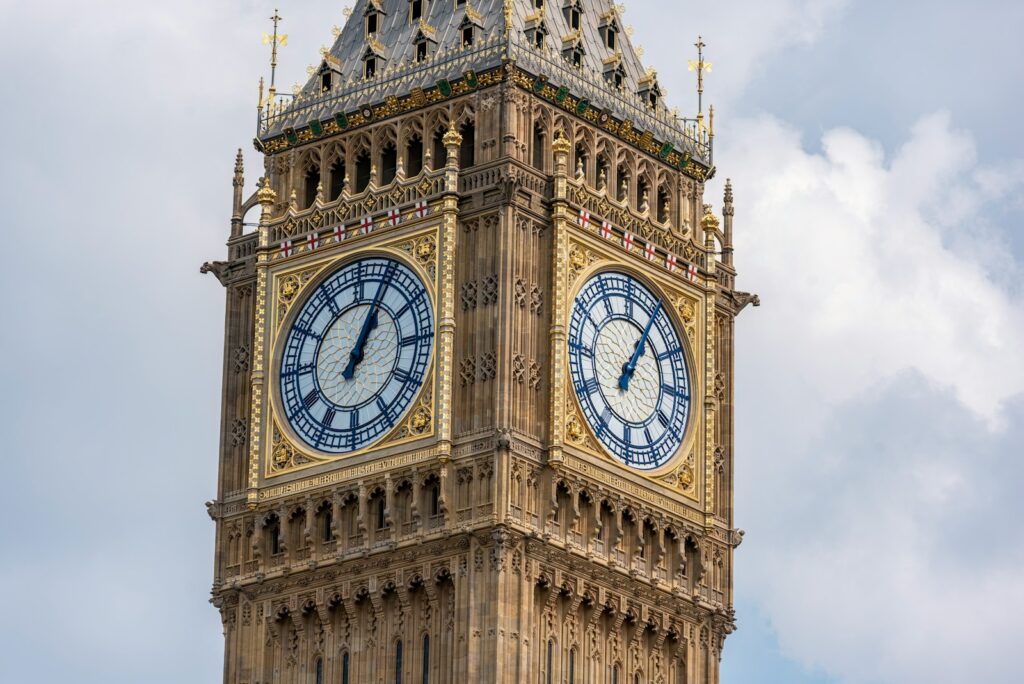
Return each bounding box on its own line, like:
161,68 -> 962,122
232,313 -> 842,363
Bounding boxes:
231,149 -> 246,238
688,35 -> 712,118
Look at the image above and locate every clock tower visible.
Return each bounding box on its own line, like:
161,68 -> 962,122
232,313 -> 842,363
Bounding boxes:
204,2 -> 756,683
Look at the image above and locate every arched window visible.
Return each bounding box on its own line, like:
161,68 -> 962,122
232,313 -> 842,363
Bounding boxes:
380,144 -> 398,185
406,136 -> 424,177
568,648 -> 576,684
304,166 -> 320,208
430,483 -> 441,517
355,151 -> 371,192
433,128 -> 447,169
422,634 -> 430,684
459,121 -> 475,168
532,123 -> 546,171
315,657 -> 324,684
342,652 -> 350,684
377,497 -> 387,530
321,505 -> 333,543
329,158 -> 346,200
395,640 -> 404,684
546,640 -> 554,684
612,664 -> 620,684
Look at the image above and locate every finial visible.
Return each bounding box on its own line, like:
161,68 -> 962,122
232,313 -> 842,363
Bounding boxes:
619,177 -> 628,199
342,174 -> 351,197
443,120 -> 463,147
575,157 -> 585,180
724,179 -> 733,204
551,129 -> 571,156
315,182 -> 324,204
396,156 -> 405,180
258,77 -> 265,111
640,190 -> 650,214
257,177 -> 277,206
702,203 -> 720,230
503,0 -> 514,37
687,36 -> 712,117
598,167 -> 607,192
289,188 -> 298,211
263,9 -> 288,92
234,149 -> 244,176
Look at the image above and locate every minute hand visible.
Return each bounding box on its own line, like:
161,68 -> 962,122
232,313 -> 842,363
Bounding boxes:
342,279 -> 390,380
618,300 -> 663,392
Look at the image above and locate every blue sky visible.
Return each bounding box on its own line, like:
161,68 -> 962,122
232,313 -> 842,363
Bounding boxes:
1,1 -> 1021,682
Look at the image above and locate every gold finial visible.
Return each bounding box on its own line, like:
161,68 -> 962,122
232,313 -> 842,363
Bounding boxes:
257,177 -> 277,206
552,129 -> 571,156
688,36 -> 713,116
442,120 -> 463,147
701,203 -> 720,231
503,0 -> 514,36
258,77 -> 265,110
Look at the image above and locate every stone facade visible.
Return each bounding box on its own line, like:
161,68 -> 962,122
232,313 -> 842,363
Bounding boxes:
204,3 -> 754,683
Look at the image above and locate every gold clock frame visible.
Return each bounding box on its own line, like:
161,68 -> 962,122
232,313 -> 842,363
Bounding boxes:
560,233 -> 709,500
260,225 -> 442,480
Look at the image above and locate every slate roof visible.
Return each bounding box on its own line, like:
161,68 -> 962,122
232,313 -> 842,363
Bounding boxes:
260,0 -> 707,163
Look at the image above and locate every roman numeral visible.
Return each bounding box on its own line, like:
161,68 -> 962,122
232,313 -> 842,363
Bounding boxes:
657,347 -> 682,361
323,408 -> 336,428
657,410 -> 670,428
303,389 -> 318,409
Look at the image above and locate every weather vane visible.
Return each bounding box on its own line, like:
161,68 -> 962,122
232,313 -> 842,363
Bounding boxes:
263,9 -> 289,98
688,36 -> 712,118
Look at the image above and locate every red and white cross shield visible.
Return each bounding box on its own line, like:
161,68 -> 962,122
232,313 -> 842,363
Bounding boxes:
333,224 -> 346,243
415,201 -> 429,218
388,208 -> 402,227
600,221 -> 613,239
644,241 -> 657,261
578,209 -> 591,229
360,217 -> 374,235
280,240 -> 293,258
622,231 -> 635,251
665,253 -> 678,273
687,263 -> 699,283
307,232 -> 320,252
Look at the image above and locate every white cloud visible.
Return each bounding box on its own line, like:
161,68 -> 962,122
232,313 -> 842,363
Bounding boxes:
718,111 -> 1024,425
715,111 -> 1024,683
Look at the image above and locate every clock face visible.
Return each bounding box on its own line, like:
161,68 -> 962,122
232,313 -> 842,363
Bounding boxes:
568,272 -> 692,470
279,256 -> 434,454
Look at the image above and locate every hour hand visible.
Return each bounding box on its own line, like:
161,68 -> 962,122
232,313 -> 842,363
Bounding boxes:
618,300 -> 663,392
342,307 -> 379,380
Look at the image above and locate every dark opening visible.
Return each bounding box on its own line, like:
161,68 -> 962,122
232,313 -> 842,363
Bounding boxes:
364,58 -> 377,79
321,72 -> 332,92
430,484 -> 440,517
342,653 -> 350,684
322,509 -> 333,543
366,13 -> 378,34
533,123 -> 546,171
381,144 -> 398,185
315,658 -> 324,684
422,634 -> 430,684
416,41 -> 428,62
433,128 -> 447,168
607,26 -> 617,50
459,121 -> 475,168
330,159 -> 346,200
406,137 -> 424,177
546,640 -> 554,684
355,152 -> 371,192
395,640 -> 404,684
657,187 -> 670,223
270,522 -> 281,555
304,167 -> 320,208
411,0 -> 423,21
569,649 -> 576,684
462,26 -> 474,47
377,497 -> 387,530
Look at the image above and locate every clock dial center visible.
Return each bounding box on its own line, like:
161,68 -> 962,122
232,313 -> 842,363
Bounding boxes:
317,304 -> 398,407
595,319 -> 661,423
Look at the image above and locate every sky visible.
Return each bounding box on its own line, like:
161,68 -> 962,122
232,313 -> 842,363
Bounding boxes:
0,1 -> 1022,683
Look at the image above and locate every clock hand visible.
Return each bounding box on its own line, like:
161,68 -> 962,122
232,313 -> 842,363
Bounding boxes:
342,274 -> 391,380
618,300 -> 663,392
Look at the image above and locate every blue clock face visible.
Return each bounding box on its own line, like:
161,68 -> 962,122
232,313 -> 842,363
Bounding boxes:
568,272 -> 692,470
279,256 -> 434,454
